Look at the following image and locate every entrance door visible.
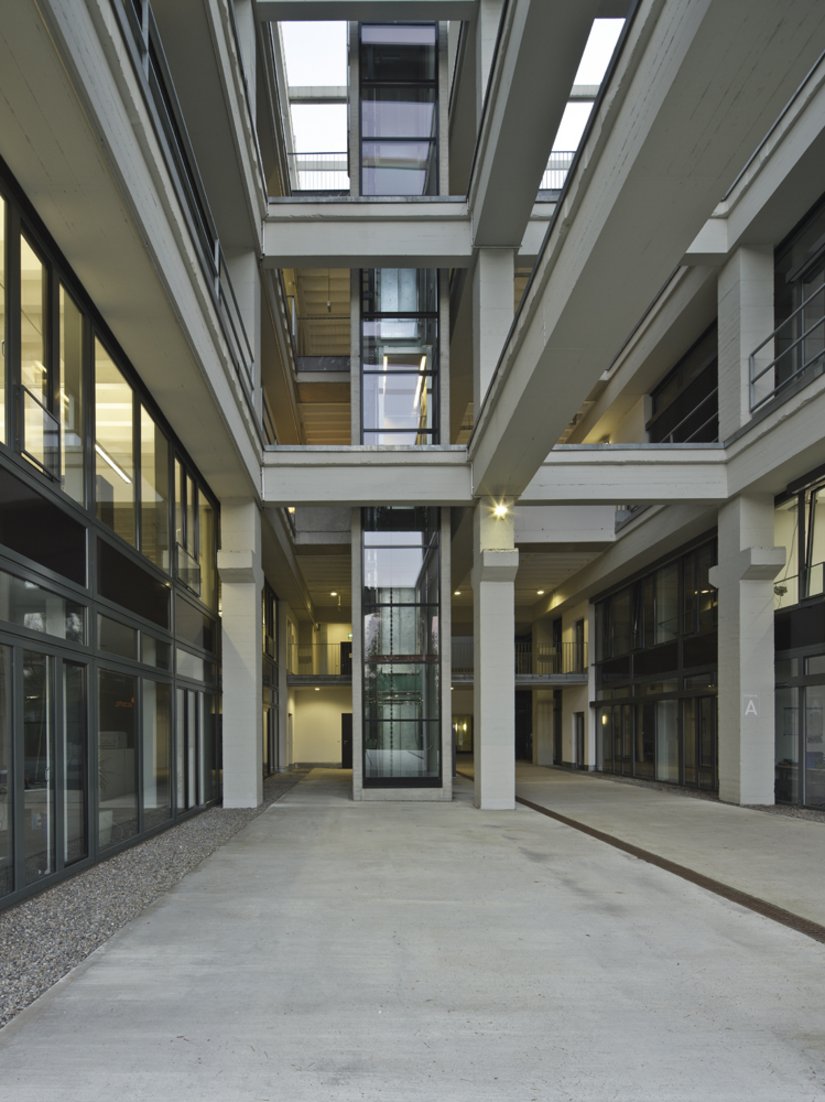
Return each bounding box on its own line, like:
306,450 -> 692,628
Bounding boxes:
341,712 -> 353,769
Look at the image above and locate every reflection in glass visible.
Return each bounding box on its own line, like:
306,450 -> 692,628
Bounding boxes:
20,236 -> 47,404
773,497 -> 800,608
63,662 -> 87,865
0,645 -> 12,896
775,687 -> 799,803
98,669 -> 138,847
0,197 -> 5,441
60,287 -> 85,503
362,87 -> 436,139
140,406 -> 170,571
23,651 -> 54,884
176,687 -> 201,810
0,569 -> 85,642
361,142 -> 437,197
143,680 -> 172,829
655,699 -> 679,781
95,340 -> 135,545
360,24 -> 437,83
199,494 -> 217,609
804,683 -> 825,808
98,614 -> 137,660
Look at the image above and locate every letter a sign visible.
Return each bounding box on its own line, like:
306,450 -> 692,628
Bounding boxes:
743,694 -> 759,718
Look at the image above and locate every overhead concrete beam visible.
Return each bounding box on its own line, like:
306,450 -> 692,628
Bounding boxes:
470,0 -> 825,498
256,1 -> 477,18
262,446 -> 473,505
520,446 -> 729,505
263,200 -> 472,267
468,0 -> 598,247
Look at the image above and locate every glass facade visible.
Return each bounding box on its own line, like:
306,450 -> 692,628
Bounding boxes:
362,507 -> 441,786
0,161 -> 221,908
359,24 -> 438,197
595,540 -> 718,789
361,269 -> 438,444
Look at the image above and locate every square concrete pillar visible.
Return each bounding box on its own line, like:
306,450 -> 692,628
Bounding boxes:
717,246 -> 774,438
473,247 -> 515,412
218,500 -> 263,808
472,500 -> 518,809
710,494 -> 785,805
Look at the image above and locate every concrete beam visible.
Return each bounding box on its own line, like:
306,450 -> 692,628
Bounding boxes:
520,446 -> 729,505
262,446 -> 472,505
469,0 -> 598,247
263,200 -> 472,267
256,1 -> 477,18
470,0 -> 825,498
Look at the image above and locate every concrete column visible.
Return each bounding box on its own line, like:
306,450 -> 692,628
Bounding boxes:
709,494 -> 785,805
475,0 -> 505,125
472,247 -> 515,412
218,500 -> 263,807
717,247 -> 774,438
472,498 -> 518,809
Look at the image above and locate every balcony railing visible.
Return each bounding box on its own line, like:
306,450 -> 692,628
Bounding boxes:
452,639 -> 588,678
539,151 -> 575,192
115,0 -> 256,412
749,278 -> 825,412
288,642 -> 353,678
288,152 -> 350,194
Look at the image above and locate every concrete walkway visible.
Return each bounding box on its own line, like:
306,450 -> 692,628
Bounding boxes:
2,767 -> 825,1101
511,762 -> 825,932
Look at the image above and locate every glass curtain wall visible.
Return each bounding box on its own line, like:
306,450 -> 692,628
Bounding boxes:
359,24 -> 438,196
362,506 -> 440,785
361,269 -> 438,444
0,162 -> 221,908
595,540 -> 718,789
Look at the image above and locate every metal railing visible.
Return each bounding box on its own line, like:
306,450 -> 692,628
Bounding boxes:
288,152 -> 350,193
288,642 -> 353,677
540,151 -> 576,192
749,278 -> 825,411
115,1 -> 256,409
452,639 -> 588,678
652,386 -> 719,443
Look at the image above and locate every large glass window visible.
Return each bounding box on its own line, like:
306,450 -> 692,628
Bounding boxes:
20,235 -> 59,477
63,661 -> 88,866
0,645 -> 12,896
774,479 -> 825,607
143,679 -> 172,829
23,651 -> 54,885
362,507 -> 440,785
0,568 -> 85,643
95,340 -> 135,546
60,287 -> 85,504
647,325 -> 718,444
140,405 -> 170,572
0,196 -> 6,443
98,669 -> 138,847
361,269 -> 438,445
360,25 -> 438,197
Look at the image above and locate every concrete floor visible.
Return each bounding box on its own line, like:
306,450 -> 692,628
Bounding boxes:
2,767 -> 825,1101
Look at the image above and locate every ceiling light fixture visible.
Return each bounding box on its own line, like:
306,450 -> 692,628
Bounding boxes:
492,501 -> 509,519
95,443 -> 132,485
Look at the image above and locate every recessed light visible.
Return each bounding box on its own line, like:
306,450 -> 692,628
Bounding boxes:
314,687 -> 320,692
454,590 -> 461,597
537,589 -> 545,596
492,502 -> 509,519
330,591 -> 338,597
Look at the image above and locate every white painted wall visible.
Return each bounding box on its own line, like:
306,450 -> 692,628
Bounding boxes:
292,685 -> 353,766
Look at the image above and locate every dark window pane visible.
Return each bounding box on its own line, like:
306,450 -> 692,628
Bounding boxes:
360,24 -> 436,83
0,465 -> 86,585
98,669 -> 138,847
143,680 -> 172,829
98,538 -> 170,628
98,614 -> 138,660
175,593 -> 215,653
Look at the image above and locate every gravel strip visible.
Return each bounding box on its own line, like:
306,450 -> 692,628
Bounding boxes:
0,770 -> 307,1030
